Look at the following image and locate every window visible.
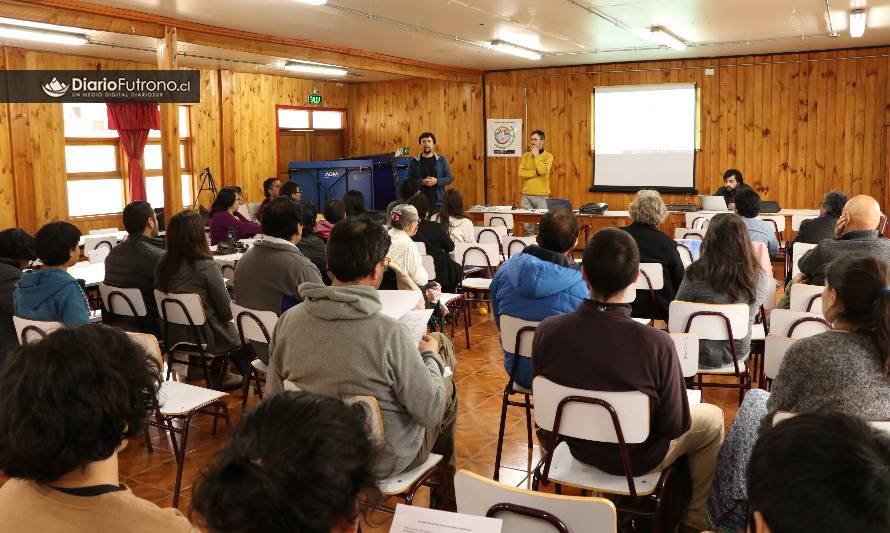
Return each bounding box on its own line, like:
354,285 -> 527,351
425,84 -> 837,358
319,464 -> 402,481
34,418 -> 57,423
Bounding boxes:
277,108 -> 310,129
276,107 -> 344,130
312,110 -> 343,129
63,103 -> 124,217
144,106 -> 193,209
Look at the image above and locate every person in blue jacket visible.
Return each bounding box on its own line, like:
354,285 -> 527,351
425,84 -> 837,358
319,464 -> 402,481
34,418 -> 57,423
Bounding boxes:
490,206 -> 587,389
406,132 -> 453,211
14,221 -> 90,326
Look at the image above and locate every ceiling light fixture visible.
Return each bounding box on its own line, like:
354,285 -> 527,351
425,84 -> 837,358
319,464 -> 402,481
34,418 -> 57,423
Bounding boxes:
850,9 -> 867,38
488,40 -> 542,60
647,26 -> 687,51
283,61 -> 347,76
0,22 -> 87,46
293,0 -> 327,5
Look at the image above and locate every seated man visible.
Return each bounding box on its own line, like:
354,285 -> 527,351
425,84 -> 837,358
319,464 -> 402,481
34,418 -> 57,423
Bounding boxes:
0,324 -> 196,532
747,412 -> 890,533
103,201 -> 165,334
14,221 -> 90,326
490,206 -> 586,389
280,181 -> 302,202
266,214 -> 458,506
295,201 -> 329,285
234,198 -> 322,363
533,228 -> 724,533
794,190 -> 848,245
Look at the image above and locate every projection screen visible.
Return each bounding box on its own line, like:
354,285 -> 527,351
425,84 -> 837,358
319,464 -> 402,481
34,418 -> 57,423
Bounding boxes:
592,83 -> 697,193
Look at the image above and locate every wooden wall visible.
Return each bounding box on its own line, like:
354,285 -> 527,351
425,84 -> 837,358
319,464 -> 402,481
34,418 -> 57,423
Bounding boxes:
348,78 -> 485,206
486,48 -> 890,211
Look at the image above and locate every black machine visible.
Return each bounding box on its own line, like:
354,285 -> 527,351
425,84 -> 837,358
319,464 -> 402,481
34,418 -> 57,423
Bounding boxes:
578,202 -> 609,215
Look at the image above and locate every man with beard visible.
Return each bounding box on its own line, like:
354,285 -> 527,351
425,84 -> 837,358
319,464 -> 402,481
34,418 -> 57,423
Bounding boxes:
406,132 -> 453,212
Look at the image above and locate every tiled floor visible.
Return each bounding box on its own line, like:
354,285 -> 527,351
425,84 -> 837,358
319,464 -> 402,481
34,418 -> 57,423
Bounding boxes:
0,307 -> 744,530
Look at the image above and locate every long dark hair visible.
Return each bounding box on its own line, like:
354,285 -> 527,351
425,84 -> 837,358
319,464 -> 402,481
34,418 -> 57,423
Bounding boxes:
210,188 -> 237,215
686,213 -> 760,303
156,210 -> 212,291
343,190 -> 366,217
439,189 -> 467,224
825,253 -> 890,376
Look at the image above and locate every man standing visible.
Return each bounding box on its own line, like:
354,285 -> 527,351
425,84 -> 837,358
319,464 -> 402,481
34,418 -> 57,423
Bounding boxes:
407,132 -> 453,211
518,130 -> 554,234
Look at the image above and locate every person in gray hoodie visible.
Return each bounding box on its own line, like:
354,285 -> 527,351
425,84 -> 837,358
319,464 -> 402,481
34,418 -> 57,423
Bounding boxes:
0,229 -> 36,354
266,214 -> 458,507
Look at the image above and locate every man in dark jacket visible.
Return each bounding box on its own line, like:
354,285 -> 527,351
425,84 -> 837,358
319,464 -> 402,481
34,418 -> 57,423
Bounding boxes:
712,168 -> 752,209
533,228 -> 724,532
103,201 -> 165,334
794,191 -> 848,245
0,229 -> 36,355
405,132 -> 453,210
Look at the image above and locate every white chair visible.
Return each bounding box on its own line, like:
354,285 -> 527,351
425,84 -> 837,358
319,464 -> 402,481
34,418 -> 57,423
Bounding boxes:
99,283 -> 150,331
668,300 -> 752,405
230,302 -> 278,408
531,376 -> 684,531
762,335 -> 796,388
625,263 -> 665,320
670,332 -> 700,380
474,226 -> 509,254
246,201 -> 262,221
130,331 -> 231,508
502,235 -> 537,258
83,235 -> 117,255
88,227 -> 119,235
791,214 -> 818,232
768,309 -> 830,339
484,213 -> 514,233
493,316 -> 538,480
790,242 -> 818,278
676,241 -> 695,268
12,316 -> 62,344
684,212 -> 716,229
790,283 -> 824,313
154,289 -> 231,389
455,469 -> 617,533
87,247 -> 111,264
237,203 -> 252,221
421,254 -> 436,280
454,242 -> 503,347
674,228 -> 706,240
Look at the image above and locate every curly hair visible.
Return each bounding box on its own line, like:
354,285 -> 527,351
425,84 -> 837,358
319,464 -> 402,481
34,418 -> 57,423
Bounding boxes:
0,325 -> 161,483
628,190 -> 668,226
191,392 -> 383,533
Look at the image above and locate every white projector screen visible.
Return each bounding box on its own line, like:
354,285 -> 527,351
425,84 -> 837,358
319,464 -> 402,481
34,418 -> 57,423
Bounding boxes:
593,83 -> 697,193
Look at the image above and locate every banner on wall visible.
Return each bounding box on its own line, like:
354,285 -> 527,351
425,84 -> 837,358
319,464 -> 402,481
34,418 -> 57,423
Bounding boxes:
486,118 -> 522,157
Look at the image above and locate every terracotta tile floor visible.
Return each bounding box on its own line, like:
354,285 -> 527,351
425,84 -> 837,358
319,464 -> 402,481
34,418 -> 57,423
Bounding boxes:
0,308 -> 744,531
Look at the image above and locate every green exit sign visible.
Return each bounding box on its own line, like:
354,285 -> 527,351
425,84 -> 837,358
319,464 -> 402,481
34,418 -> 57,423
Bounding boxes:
308,94 -> 322,105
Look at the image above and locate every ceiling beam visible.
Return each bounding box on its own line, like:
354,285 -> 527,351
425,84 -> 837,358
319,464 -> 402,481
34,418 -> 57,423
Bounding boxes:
0,0 -> 482,84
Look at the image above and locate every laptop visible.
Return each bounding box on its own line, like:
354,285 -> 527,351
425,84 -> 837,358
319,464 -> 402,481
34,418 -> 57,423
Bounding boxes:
545,198 -> 572,211
698,195 -> 730,211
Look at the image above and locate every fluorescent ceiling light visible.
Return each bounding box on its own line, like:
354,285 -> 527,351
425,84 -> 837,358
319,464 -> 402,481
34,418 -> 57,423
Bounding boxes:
283,61 -> 347,76
850,10 -> 867,38
293,0 -> 327,5
489,40 -> 541,61
0,22 -> 87,46
647,26 -> 687,51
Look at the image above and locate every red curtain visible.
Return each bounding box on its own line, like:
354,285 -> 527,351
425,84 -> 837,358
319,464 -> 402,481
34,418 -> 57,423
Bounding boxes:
107,103 -> 160,202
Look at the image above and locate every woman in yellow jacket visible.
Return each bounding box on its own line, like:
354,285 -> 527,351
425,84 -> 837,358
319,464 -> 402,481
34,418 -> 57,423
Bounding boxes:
518,130 -> 554,234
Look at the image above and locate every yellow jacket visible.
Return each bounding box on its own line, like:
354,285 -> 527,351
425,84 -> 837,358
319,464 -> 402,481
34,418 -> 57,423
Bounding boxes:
518,150 -> 553,196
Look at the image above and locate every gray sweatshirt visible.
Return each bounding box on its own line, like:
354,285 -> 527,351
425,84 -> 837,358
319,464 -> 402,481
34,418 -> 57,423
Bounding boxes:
266,282 -> 446,474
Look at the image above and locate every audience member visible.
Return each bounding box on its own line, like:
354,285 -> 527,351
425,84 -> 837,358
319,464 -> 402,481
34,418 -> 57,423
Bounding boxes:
343,190 -> 367,217
491,206 -> 585,389
234,198 -> 322,363
295,201 -> 330,285
387,179 -> 420,218
533,228 -> 724,532
0,228 -> 35,353
432,189 -> 474,243
254,177 -> 280,222
315,199 -> 345,241
621,190 -> 685,320
796,195 -> 889,286
406,131 -> 454,210
747,412 -> 890,533
191,391 -> 381,533
676,214 -> 769,369
103,201 -> 164,333
0,325 -> 196,533
734,189 -> 779,259
280,181 -> 301,201
209,188 -> 261,245
794,190 -> 848,245
267,215 -> 458,506
155,210 -> 241,390
713,169 -> 752,209
407,194 -> 460,293
14,221 -> 90,327
226,186 -> 252,222
388,204 -> 430,289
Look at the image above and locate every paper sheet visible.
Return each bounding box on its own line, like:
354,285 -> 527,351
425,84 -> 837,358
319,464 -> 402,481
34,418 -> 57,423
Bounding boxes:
379,290 -> 424,319
390,504 -> 502,533
400,309 -> 434,343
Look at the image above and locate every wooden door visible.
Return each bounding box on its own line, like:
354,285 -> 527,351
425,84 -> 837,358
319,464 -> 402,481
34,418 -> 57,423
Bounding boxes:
277,130 -> 345,181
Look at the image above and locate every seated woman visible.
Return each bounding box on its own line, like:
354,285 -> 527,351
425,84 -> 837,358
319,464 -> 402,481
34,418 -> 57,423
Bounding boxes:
191,391 -> 381,533
0,228 -> 36,355
0,325 -> 195,533
734,189 -> 779,259
432,189 -> 475,243
408,194 -> 460,293
208,188 -> 261,246
155,210 -> 241,390
676,213 -> 769,370
315,199 -> 346,242
343,189 -> 367,218
387,204 -> 430,289
621,190 -> 685,320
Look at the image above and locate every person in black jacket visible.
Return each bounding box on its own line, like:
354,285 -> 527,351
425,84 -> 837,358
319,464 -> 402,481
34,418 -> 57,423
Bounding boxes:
0,228 -> 36,355
794,191 -> 848,245
621,190 -> 685,320
296,201 -> 330,285
713,169 -> 753,209
407,194 -> 461,293
103,201 -> 165,334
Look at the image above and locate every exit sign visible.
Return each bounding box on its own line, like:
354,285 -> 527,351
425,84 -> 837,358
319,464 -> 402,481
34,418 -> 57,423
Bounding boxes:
308,94 -> 322,105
